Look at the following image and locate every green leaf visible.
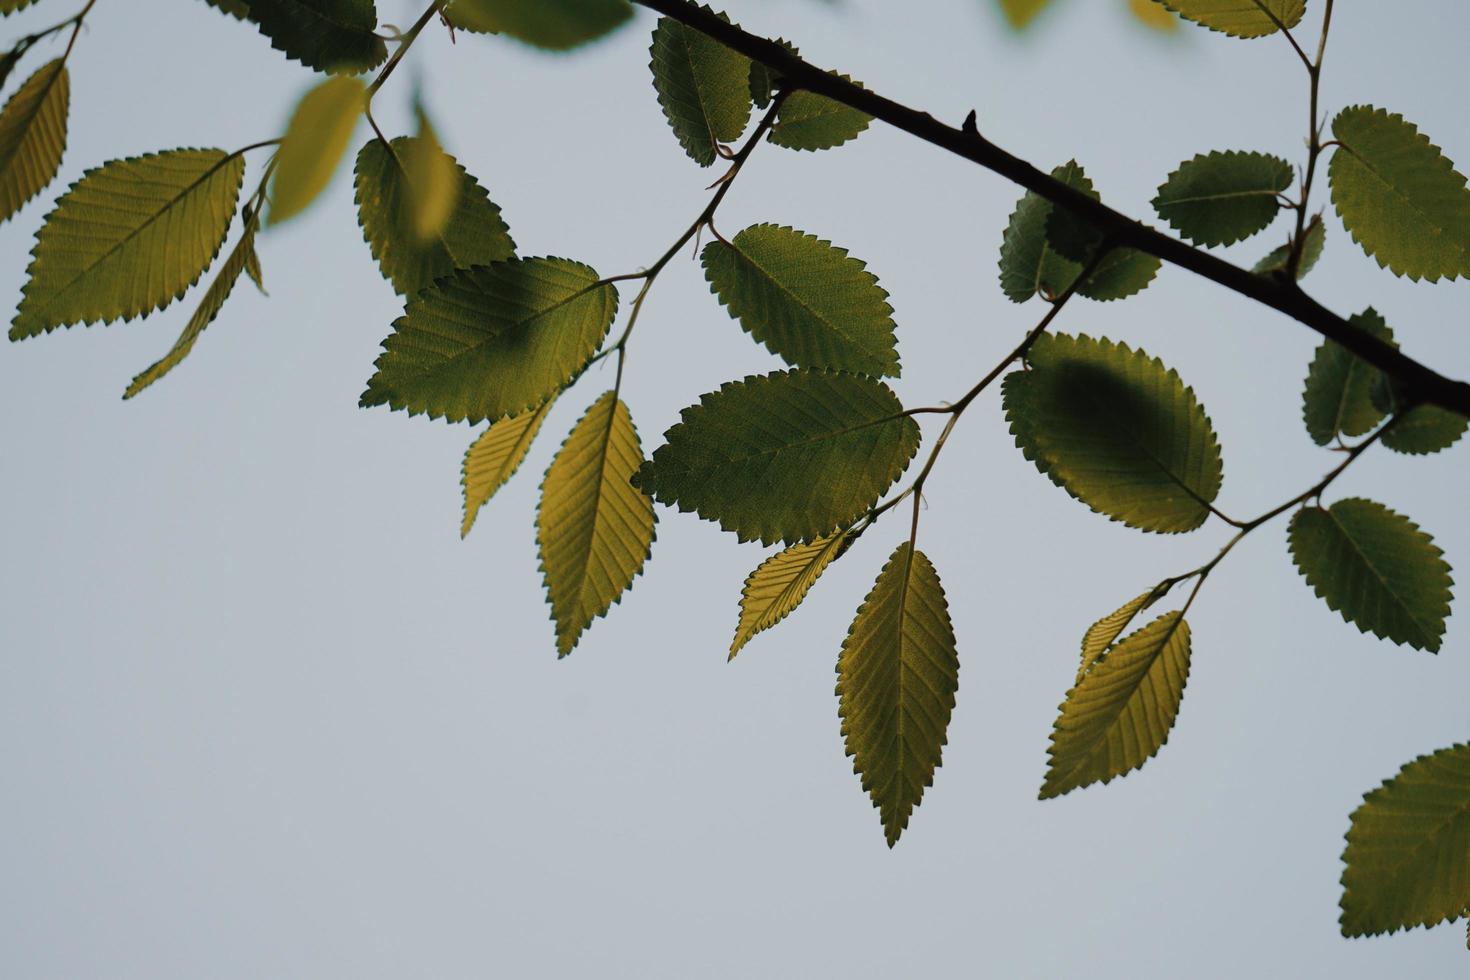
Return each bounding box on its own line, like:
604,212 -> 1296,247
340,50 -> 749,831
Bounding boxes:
123,212 -> 261,399
1003,333 -> 1225,533
1382,406 -> 1468,456
837,542 -> 959,846
634,369 -> 921,546
354,136 -> 516,297
203,0 -> 251,17
768,77 -> 871,152
361,256 -> 616,424
0,0 -> 40,13
0,58 -> 68,225
1156,0 -> 1305,38
1329,105 -> 1470,282
1041,611 -> 1192,798
1253,213 -> 1326,280
244,0 -> 387,74
538,390 -> 656,656
701,223 -> 899,377
1301,307 -> 1394,446
1076,588 -> 1165,684
1288,498 -> 1453,651
10,148 -> 245,340
649,12 -> 751,167
1079,247 -> 1162,302
268,75 -> 363,224
445,0 -> 632,50
730,531 -> 847,659
1152,150 -> 1293,247
1341,742 -> 1470,937
461,396 -> 556,537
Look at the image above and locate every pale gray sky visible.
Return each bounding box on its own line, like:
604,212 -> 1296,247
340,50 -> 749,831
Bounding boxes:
2,1 -> 1468,976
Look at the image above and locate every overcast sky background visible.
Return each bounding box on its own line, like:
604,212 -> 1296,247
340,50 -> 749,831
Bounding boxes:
2,1 -> 1468,976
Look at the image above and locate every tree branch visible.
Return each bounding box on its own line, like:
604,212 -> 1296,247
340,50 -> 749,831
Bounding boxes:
631,0 -> 1470,419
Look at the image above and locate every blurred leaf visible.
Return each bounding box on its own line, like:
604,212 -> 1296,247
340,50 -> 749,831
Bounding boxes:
1158,0 -> 1304,38
538,391 -> 656,656
649,12 -> 751,167
1152,150 -> 1293,246
461,396 -> 556,537
0,58 -> 67,224
769,75 -> 871,151
1128,0 -> 1177,31
1329,105 -> 1470,281
402,108 -> 458,242
635,369 -> 921,545
730,531 -> 847,659
445,0 -> 632,50
1003,333 -> 1224,533
838,541 -> 958,846
1341,742 -> 1470,937
269,75 -> 364,224
995,0 -> 1055,29
245,0 -> 387,74
361,257 -> 617,423
1042,611 -> 1192,798
1301,307 -> 1393,446
123,213 -> 262,398
701,223 -> 899,376
1253,213 -> 1325,279
1288,498 -> 1452,651
0,0 -> 40,12
354,136 -> 515,297
11,148 -> 244,339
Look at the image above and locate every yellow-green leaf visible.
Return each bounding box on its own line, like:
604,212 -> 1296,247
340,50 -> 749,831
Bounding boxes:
461,396 -> 556,537
1288,498 -> 1453,652
649,12 -> 751,167
269,75 -> 364,225
730,532 -> 847,660
1077,588 -> 1165,684
354,136 -> 516,297
995,0 -> 1054,29
0,58 -> 68,224
1003,333 -> 1225,534
361,257 -> 617,424
1301,307 -> 1393,446
768,76 -> 870,152
1341,742 -> 1470,937
538,391 -> 656,656
1157,0 -> 1304,38
1042,611 -> 1192,798
445,0 -> 632,50
11,148 -> 244,339
402,108 -> 458,242
837,542 -> 959,846
1329,105 -> 1470,282
1129,0 -> 1178,31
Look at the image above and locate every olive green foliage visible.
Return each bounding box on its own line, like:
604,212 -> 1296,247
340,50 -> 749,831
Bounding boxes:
3,0 -> 1470,952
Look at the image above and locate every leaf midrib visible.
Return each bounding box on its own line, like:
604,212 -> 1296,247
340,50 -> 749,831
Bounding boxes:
1322,506 -> 1439,647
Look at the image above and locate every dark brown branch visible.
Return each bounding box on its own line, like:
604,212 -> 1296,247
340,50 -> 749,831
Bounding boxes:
631,0 -> 1470,419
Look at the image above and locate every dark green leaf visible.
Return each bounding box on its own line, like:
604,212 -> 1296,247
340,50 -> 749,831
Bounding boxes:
244,0 -> 387,74
701,223 -> 899,376
649,12 -> 751,167
1003,333 -> 1225,533
1288,498 -> 1453,651
1253,213 -> 1326,279
1301,307 -> 1393,446
1152,150 -> 1293,246
837,542 -> 958,846
635,369 -> 921,545
1382,406 -> 1468,456
445,0 -> 632,50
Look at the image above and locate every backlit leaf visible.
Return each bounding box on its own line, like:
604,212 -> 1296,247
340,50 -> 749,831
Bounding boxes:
1041,611 -> 1192,798
730,531 -> 847,659
0,0 -> 40,13
10,148 -> 244,339
1329,105 -> 1470,281
634,369 -> 921,545
538,390 -> 656,656
1079,246 -> 1162,302
1253,213 -> 1325,279
445,0 -> 632,50
649,12 -> 751,167
354,136 -> 516,297
1157,0 -> 1304,38
1077,588 -> 1164,684
1129,0 -> 1177,31
244,0 -> 387,74
768,76 -> 870,152
1152,150 -> 1293,246
1382,406 -> 1467,456
1301,307 -> 1393,446
1003,333 -> 1224,533
123,211 -> 261,399
461,396 -> 556,537
1288,498 -> 1453,651
1341,742 -> 1470,937
269,75 -> 363,225
361,257 -> 616,424
0,58 -> 68,224
701,223 -> 899,376
402,108 -> 458,242
837,542 -> 959,846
